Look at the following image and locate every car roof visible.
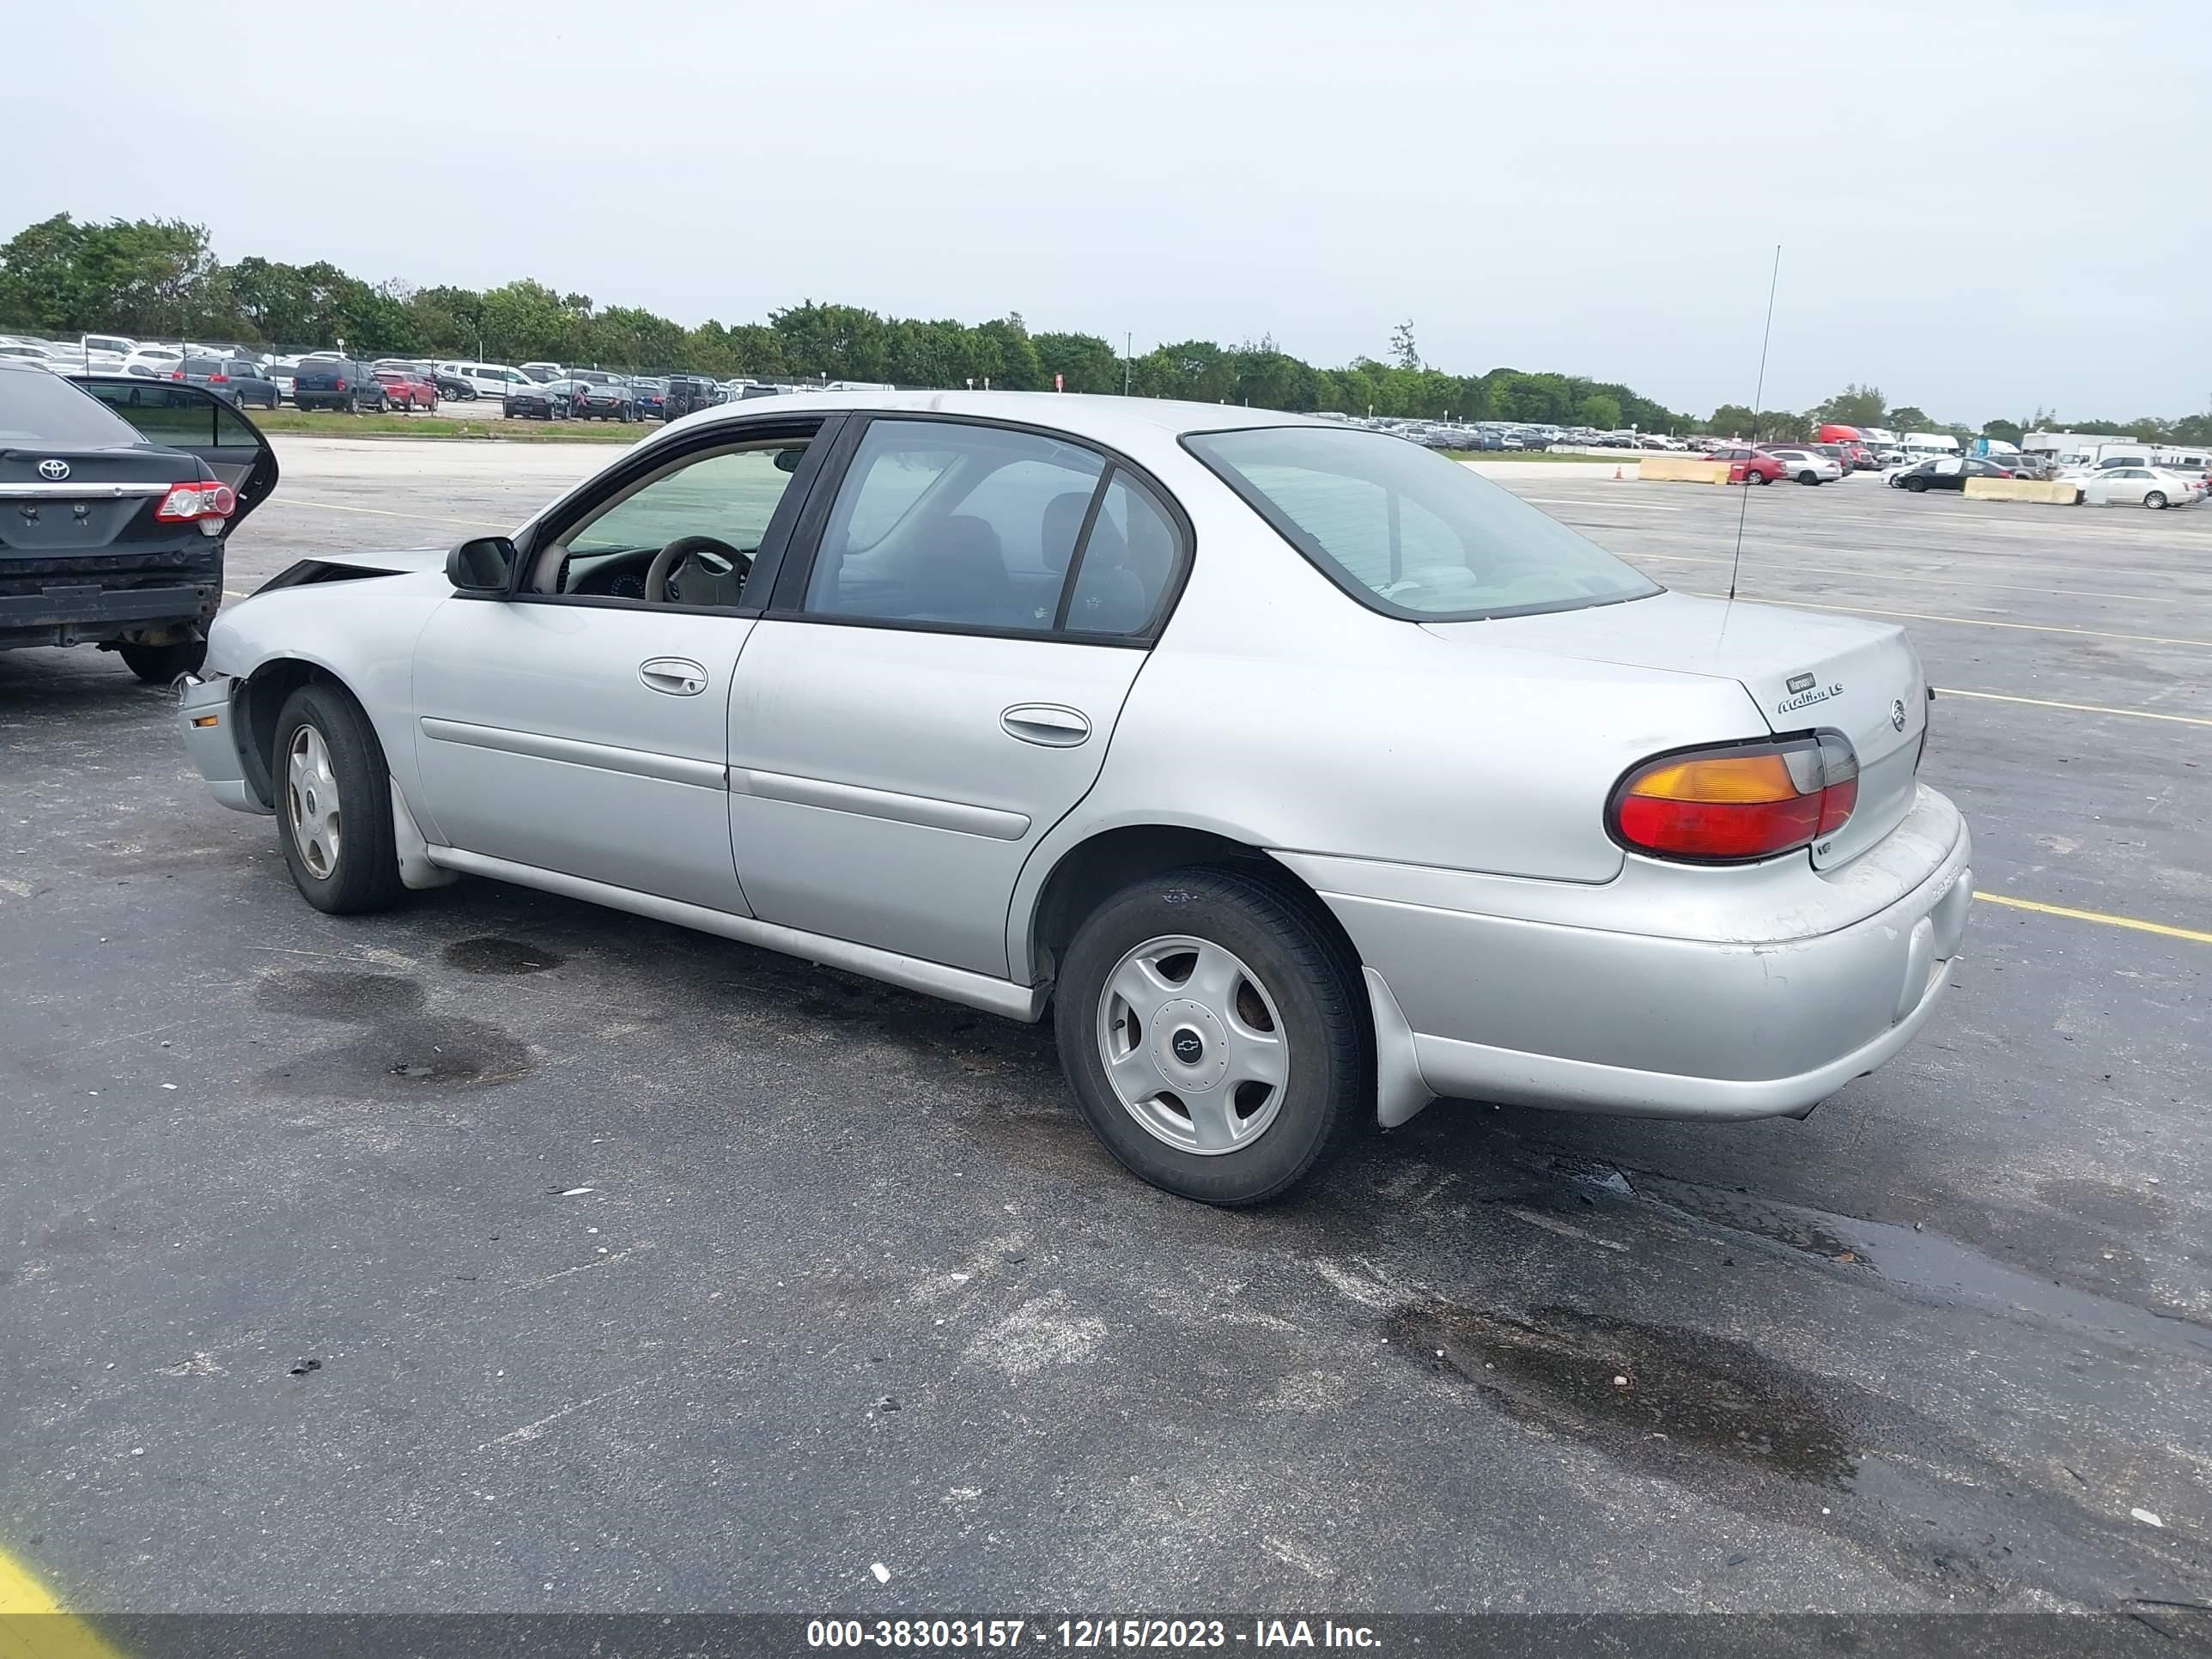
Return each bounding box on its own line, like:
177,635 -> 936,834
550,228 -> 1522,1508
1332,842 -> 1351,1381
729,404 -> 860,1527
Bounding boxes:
680,388 -> 1327,446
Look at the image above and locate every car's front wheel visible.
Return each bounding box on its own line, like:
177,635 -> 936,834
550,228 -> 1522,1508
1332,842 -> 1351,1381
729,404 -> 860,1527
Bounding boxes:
1905,476 -> 1929,492
272,683 -> 406,915
1054,867 -> 1369,1206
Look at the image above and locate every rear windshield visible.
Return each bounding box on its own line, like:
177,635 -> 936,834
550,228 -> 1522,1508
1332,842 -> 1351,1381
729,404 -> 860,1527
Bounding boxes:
1183,425 -> 1661,621
0,367 -> 143,448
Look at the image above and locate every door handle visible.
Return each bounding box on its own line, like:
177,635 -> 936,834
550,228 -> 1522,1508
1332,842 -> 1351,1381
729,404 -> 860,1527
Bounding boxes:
639,657 -> 709,696
1001,702 -> 1091,747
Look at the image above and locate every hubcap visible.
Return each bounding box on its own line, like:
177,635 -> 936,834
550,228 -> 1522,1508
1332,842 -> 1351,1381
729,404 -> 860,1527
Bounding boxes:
284,724 -> 342,879
1097,934 -> 1288,1156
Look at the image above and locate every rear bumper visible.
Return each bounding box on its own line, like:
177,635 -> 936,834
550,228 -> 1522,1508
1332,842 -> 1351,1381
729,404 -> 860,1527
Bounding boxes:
0,580 -> 218,648
176,672 -> 270,814
1302,786 -> 1972,1123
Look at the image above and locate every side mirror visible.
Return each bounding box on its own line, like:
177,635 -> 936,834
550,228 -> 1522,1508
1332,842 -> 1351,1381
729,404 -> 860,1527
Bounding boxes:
447,536 -> 517,593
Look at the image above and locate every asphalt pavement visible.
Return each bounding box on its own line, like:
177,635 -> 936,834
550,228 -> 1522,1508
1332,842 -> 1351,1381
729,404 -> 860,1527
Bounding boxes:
2,443 -> 2206,1620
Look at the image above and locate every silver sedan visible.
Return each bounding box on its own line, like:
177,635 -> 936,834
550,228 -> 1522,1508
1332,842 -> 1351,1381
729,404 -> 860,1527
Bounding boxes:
179,391 -> 1971,1205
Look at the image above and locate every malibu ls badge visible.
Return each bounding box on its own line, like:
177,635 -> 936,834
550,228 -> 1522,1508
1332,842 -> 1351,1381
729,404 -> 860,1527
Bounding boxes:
1777,670 -> 1843,714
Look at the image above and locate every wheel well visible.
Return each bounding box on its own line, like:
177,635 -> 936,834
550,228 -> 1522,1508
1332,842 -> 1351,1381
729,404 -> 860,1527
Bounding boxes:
1028,825 -> 1365,990
236,659 -> 330,807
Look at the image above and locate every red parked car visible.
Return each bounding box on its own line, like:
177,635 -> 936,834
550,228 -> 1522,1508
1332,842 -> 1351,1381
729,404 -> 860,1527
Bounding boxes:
372,368 -> 438,412
1712,446 -> 1787,484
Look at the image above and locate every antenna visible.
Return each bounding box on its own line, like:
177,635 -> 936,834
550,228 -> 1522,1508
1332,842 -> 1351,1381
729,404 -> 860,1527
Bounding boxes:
1727,244 -> 1784,605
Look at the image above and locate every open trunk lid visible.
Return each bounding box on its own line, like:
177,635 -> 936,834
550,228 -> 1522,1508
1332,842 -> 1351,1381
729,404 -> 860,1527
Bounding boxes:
1424,590 -> 1927,869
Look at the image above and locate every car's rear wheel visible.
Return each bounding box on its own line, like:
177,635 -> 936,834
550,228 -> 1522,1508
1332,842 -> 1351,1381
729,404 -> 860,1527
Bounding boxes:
272,683 -> 406,915
1054,867 -> 1369,1206
2145,491 -> 2168,510
1751,471 -> 1771,484
1797,470 -> 1820,485
114,636 -> 205,684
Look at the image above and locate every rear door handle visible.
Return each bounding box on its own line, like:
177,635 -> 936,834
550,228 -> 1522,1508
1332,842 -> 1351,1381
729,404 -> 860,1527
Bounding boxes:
1001,703 -> 1091,747
640,657 -> 709,696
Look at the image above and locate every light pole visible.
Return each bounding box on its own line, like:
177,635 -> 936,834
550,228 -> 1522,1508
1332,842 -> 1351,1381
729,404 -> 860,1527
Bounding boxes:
1124,332 -> 1133,398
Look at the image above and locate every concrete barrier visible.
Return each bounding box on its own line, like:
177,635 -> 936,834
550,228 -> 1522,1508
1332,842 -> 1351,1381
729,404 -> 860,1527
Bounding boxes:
1963,477 -> 2081,505
1638,457 -> 1732,485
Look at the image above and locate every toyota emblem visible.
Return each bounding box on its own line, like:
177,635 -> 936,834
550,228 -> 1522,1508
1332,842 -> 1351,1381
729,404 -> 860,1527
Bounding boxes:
37,458 -> 70,481
1890,697 -> 1908,732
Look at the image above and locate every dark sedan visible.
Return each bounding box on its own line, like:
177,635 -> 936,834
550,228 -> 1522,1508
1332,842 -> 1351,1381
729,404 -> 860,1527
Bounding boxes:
1887,456 -> 2014,492
175,357 -> 279,409
629,376 -> 668,420
502,379 -> 582,420
4,361 -> 277,680
571,380 -> 637,422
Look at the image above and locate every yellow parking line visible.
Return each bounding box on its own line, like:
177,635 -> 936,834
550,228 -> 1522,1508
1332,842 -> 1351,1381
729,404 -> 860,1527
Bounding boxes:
0,1547 -> 120,1659
267,496 -> 505,530
1677,591 -> 2212,650
1975,891 -> 2212,945
1936,688 -> 2212,726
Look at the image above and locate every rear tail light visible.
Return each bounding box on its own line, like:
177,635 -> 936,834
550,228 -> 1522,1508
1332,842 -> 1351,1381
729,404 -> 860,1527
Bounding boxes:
209,374 -> 228,383
334,377 -> 348,391
154,481 -> 237,524
169,370 -> 185,380
1610,734 -> 1859,863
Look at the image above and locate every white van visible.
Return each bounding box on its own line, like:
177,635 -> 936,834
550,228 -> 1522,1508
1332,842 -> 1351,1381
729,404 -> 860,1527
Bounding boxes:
1902,431 -> 1961,459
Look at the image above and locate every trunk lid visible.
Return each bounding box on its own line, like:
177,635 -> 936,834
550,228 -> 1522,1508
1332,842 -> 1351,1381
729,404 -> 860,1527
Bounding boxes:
1424,590 -> 1927,869
0,443 -> 196,555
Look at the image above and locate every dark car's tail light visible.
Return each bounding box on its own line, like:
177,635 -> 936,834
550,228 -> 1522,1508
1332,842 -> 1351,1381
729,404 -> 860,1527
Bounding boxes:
1609,734 -> 1858,863
334,377 -> 348,391
154,481 -> 237,524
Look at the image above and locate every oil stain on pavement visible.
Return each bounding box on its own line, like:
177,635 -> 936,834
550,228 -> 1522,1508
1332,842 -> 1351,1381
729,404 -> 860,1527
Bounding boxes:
252,968 -> 532,1095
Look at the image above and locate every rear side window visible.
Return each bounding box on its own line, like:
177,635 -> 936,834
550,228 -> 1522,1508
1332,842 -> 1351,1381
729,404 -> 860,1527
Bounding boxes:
805,421 -> 1103,632
800,418 -> 1181,639
1185,424 -> 1659,622
0,368 -> 144,447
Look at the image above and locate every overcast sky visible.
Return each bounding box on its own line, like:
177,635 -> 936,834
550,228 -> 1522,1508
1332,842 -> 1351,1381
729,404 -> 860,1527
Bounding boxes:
5,2 -> 2206,422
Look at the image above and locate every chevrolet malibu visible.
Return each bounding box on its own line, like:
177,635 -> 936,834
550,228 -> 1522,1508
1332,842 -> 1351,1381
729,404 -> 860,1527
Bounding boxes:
177,392 -> 1972,1205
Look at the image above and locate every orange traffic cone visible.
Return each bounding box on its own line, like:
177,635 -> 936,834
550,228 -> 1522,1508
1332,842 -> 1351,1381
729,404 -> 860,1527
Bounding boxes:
1613,465 -> 1625,481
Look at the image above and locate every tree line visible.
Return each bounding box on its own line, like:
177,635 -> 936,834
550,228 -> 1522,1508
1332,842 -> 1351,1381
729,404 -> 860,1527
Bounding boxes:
0,214 -> 1692,428
6,216 -> 2203,445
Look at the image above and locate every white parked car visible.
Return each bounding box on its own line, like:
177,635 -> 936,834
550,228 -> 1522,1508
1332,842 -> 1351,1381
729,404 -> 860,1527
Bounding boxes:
2076,466 -> 2203,509
1760,447 -> 1845,486
176,392 -> 1970,1205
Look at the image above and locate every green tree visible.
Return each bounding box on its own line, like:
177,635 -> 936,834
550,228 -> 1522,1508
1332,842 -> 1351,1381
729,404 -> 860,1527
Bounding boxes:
1389,319 -> 1419,369
1033,331 -> 1120,393
1981,418 -> 2023,446
1889,406 -> 1935,432
1814,383 -> 1887,429
1578,392 -> 1621,430
1708,403 -> 1759,436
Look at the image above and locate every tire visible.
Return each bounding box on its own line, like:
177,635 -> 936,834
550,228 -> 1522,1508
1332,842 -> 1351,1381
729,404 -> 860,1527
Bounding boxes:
114,636 -> 206,684
2145,491 -> 2168,510
1905,476 -> 1929,492
1054,866 -> 1370,1206
1751,470 -> 1771,485
1797,471 -> 1819,485
340,395 -> 356,415
271,683 -> 406,915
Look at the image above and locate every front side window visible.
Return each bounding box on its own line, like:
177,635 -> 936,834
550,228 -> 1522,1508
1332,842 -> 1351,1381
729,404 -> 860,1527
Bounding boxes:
537,435 -> 816,606
804,420 -> 1106,633
1186,424 -> 1659,622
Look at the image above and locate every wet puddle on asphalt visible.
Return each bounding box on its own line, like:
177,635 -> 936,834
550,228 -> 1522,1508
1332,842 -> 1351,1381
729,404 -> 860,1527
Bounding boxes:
1389,1301 -> 1861,1486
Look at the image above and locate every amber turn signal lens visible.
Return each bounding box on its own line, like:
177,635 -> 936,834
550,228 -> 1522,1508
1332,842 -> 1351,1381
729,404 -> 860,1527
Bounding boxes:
1611,737 -> 1857,863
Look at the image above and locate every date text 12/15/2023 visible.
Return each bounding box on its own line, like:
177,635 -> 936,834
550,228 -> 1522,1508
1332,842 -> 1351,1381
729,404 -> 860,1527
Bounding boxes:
805,1618 -> 1381,1649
